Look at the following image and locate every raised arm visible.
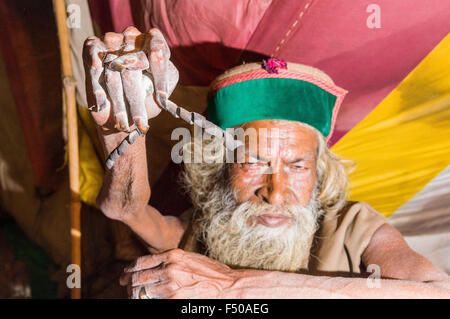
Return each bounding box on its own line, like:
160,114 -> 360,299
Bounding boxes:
83,27 -> 185,253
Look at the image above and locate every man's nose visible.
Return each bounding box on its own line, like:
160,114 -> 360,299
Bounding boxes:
256,168 -> 291,205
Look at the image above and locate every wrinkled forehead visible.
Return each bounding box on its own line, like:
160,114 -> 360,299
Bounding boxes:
237,119 -> 319,161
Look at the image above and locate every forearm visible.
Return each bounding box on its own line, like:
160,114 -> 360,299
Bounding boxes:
95,130 -> 185,251
97,133 -> 150,219
226,269 -> 450,299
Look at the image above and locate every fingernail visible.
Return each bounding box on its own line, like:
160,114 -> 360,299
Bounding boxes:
123,57 -> 137,65
115,113 -> 129,131
109,52 -> 149,71
134,118 -> 149,134
109,61 -> 125,72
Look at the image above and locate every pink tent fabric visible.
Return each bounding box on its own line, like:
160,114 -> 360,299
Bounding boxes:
91,0 -> 450,145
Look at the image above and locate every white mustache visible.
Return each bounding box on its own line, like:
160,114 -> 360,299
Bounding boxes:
234,202 -> 301,221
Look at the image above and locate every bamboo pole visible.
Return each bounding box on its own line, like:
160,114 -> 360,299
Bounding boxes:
53,0 -> 82,299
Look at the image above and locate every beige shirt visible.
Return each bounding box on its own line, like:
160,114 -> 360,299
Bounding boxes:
178,201 -> 387,276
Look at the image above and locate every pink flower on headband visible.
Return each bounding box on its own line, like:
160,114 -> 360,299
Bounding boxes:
262,58 -> 287,74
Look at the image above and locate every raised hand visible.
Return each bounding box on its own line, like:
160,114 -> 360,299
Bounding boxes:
82,27 -> 179,155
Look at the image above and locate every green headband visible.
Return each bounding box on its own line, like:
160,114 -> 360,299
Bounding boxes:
207,65 -> 347,139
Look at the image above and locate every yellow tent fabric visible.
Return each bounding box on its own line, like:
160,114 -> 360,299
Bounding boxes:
332,34 -> 450,217
78,106 -> 103,207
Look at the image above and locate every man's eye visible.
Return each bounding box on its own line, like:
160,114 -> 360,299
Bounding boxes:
244,162 -> 259,166
242,162 -> 266,169
292,165 -> 306,170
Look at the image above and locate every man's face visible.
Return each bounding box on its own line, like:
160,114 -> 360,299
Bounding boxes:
228,119 -> 318,229
187,119 -> 323,272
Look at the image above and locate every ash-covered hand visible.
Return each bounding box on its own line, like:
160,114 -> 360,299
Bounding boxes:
82,27 -> 179,150
120,249 -> 239,299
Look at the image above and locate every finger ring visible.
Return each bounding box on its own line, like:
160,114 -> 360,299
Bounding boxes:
139,286 -> 151,299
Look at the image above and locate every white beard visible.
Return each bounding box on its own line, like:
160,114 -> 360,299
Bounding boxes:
196,185 -> 323,272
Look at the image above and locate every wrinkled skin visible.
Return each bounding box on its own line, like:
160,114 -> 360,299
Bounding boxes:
84,28 -> 450,299
231,120 -> 318,207
83,27 -> 178,159
120,249 -> 237,299
229,120 -> 318,228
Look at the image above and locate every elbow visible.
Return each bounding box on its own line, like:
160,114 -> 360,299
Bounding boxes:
96,184 -> 151,221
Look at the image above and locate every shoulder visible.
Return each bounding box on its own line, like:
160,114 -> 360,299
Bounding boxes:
339,201 -> 386,219
322,201 -> 387,235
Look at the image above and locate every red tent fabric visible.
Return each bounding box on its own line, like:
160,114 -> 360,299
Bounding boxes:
0,0 -> 64,192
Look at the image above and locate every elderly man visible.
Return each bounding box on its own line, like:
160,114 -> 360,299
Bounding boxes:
83,27 -> 450,299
